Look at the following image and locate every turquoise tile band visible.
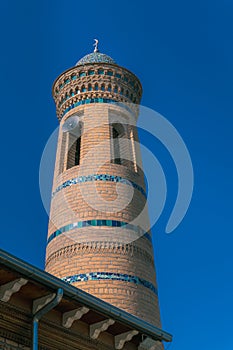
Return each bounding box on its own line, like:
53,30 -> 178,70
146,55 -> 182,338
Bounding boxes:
52,173 -> 146,198
61,98 -> 134,118
62,272 -> 158,295
47,220 -> 152,245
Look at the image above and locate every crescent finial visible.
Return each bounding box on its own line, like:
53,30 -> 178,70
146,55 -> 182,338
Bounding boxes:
93,39 -> 99,52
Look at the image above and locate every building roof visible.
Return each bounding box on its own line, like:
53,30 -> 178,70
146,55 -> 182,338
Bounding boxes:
0,248 -> 172,349
76,51 -> 116,66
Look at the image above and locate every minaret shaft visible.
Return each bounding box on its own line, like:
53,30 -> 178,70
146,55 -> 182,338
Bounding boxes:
45,54 -> 163,330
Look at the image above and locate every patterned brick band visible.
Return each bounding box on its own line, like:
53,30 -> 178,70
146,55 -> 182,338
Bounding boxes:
45,241 -> 154,268
62,272 -> 158,295
47,220 -> 152,245
61,98 -> 134,118
52,173 -> 146,198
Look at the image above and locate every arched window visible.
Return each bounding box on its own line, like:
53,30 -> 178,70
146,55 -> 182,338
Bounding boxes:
101,84 -> 105,91
110,123 -> 124,165
108,84 -> 111,92
81,85 -> 86,92
75,137 -> 81,166
94,83 -> 98,91
67,122 -> 83,169
71,74 -> 77,80
114,85 -> 118,93
88,84 -> 92,91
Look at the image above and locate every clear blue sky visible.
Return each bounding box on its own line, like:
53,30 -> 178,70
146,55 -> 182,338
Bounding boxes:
0,1 -> 232,349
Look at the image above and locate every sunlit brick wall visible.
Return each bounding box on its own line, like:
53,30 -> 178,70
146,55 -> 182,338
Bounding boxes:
45,62 -> 163,328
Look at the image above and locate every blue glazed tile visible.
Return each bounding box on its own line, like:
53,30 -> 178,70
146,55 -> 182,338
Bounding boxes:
52,173 -> 146,199
47,219 -> 152,245
62,272 -> 158,295
60,99 -> 134,118
91,219 -> 97,226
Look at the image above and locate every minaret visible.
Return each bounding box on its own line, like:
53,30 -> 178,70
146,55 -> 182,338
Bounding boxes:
45,42 -> 163,331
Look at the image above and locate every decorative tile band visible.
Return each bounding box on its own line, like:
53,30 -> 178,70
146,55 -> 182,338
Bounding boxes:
61,272 -> 158,295
47,220 -> 152,245
61,98 -> 135,118
58,85 -> 137,108
55,68 -> 139,94
52,174 -> 146,198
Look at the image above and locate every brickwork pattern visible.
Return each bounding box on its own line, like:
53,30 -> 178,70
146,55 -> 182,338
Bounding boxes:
52,63 -> 142,120
45,61 -> 163,329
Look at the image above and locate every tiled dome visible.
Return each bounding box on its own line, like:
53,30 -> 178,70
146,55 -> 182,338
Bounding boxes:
76,52 -> 116,66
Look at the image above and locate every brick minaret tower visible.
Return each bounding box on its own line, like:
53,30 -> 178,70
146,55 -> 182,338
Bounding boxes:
45,43 -> 163,331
